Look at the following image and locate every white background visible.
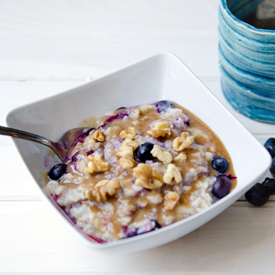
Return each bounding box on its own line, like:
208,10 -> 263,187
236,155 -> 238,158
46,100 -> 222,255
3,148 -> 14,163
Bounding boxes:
1,0 -> 275,273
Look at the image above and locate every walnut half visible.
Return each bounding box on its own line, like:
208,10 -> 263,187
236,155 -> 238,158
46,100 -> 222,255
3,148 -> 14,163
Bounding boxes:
92,129 -> 105,142
84,178 -> 120,202
172,132 -> 194,152
151,145 -> 172,164
164,191 -> 180,210
133,163 -> 164,189
118,157 -> 136,170
120,127 -> 136,140
116,138 -> 139,159
84,154 -> 109,174
163,164 -> 182,184
147,121 -> 171,138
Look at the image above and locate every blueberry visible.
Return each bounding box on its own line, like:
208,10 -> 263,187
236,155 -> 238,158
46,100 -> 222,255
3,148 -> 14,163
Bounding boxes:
212,156 -> 229,173
155,100 -> 175,113
212,175 -> 231,199
270,157 -> 275,177
48,163 -> 67,180
262,177 -> 275,195
136,142 -> 154,163
245,183 -> 269,206
264,138 -> 275,158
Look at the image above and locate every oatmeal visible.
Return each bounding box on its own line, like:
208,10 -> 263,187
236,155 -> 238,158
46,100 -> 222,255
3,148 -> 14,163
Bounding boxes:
45,100 -> 237,243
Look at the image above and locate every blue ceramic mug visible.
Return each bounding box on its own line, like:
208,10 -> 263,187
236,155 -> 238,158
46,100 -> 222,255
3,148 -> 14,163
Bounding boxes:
219,0 -> 275,123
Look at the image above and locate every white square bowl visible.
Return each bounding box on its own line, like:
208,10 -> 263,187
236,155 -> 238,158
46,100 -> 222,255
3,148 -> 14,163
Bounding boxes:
6,53 -> 271,254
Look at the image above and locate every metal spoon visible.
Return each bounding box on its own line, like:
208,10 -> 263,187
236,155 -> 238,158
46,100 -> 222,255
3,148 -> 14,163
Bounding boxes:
0,126 -> 93,162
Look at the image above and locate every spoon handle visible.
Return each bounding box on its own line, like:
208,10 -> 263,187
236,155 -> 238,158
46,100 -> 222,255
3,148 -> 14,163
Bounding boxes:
0,126 -> 61,159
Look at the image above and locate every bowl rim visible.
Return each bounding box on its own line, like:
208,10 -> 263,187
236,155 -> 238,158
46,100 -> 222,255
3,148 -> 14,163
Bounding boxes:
220,0 -> 275,41
6,52 -> 272,252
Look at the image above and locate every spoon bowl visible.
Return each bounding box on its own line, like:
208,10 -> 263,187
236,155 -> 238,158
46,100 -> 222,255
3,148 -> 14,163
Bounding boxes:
0,126 -> 93,162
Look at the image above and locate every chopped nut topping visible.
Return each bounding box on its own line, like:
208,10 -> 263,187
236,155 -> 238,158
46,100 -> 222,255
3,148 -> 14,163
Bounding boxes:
118,157 -> 136,170
84,178 -> 120,202
147,121 -> 171,138
172,132 -> 194,152
92,129 -> 105,142
84,154 -> 109,174
163,164 -> 182,184
116,146 -> 134,158
121,138 -> 139,150
133,163 -> 164,189
151,145 -> 172,164
174,153 -> 187,162
116,138 -> 139,159
120,127 -> 136,140
164,191 -> 180,210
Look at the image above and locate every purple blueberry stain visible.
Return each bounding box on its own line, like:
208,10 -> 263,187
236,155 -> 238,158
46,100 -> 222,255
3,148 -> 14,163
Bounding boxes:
101,110 -> 129,128
70,151 -> 80,172
123,220 -> 161,239
154,100 -> 175,113
71,131 -> 91,148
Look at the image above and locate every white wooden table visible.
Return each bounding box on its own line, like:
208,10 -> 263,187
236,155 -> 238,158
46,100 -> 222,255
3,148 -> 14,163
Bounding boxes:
1,1 -> 275,273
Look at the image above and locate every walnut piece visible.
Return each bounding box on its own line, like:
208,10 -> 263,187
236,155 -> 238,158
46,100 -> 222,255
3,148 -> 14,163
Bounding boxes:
92,129 -> 105,142
84,154 -> 109,174
116,146 -> 134,158
174,153 -> 187,162
118,157 -> 136,170
172,132 -> 194,152
163,164 -> 182,184
121,138 -> 139,150
116,138 -> 139,159
84,178 -> 120,202
133,163 -> 164,189
164,191 -> 180,210
120,127 -> 136,140
147,121 -> 171,138
151,145 -> 172,164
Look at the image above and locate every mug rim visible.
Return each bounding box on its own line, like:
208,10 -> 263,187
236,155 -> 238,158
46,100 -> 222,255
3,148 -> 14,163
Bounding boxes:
220,0 -> 275,39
